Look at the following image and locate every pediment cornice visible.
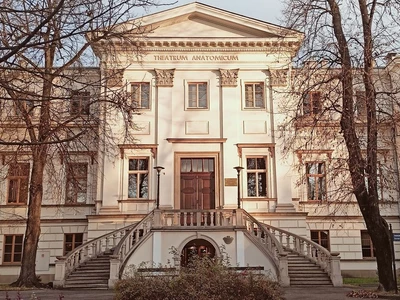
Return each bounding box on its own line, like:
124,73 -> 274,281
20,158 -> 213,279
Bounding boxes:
96,38 -> 301,54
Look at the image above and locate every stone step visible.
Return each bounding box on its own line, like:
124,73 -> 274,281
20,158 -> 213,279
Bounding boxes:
290,279 -> 332,286
68,273 -> 110,279
65,278 -> 108,284
69,270 -> 109,275
78,264 -> 110,270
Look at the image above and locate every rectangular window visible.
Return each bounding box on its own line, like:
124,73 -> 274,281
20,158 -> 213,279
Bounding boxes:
311,230 -> 330,250
64,233 -> 83,256
7,163 -> 29,204
246,157 -> 267,197
66,163 -> 88,204
355,91 -> 367,117
70,91 -> 90,115
361,230 -> 376,258
15,100 -> 35,117
128,158 -> 149,199
3,235 -> 23,263
303,91 -> 322,116
131,82 -> 150,109
306,162 -> 326,201
188,82 -> 208,108
244,83 -> 265,108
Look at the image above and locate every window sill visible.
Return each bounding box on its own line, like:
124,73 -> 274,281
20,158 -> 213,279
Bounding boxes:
118,199 -> 154,203
242,197 -> 277,201
242,107 -> 266,111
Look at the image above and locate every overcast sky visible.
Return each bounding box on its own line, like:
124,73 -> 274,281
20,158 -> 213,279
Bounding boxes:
142,0 -> 285,24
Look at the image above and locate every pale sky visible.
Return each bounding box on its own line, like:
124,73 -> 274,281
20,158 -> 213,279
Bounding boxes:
142,0 -> 285,24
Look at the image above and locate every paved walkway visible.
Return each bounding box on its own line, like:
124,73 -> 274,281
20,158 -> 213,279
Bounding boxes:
2,286 -> 399,300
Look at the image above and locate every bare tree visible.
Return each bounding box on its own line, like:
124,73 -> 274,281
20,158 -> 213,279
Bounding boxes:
0,0 -> 168,287
281,0 -> 400,291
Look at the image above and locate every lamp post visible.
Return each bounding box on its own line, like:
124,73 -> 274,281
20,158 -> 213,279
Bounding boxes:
233,166 -> 244,209
154,166 -> 164,209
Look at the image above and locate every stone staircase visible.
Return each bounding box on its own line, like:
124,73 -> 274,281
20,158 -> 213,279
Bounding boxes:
287,251 -> 332,286
64,251 -> 111,289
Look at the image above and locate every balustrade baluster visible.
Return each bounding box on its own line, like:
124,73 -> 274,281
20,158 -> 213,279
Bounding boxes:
135,228 -> 140,242
183,212 -> 187,227
299,240 -> 305,255
216,211 -> 221,226
210,211 -> 215,226
91,242 -> 96,258
306,243 -> 311,258
105,237 -> 110,251
279,232 -> 283,245
190,212 -> 194,226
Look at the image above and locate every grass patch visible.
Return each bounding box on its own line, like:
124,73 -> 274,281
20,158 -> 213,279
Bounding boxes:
343,277 -> 379,286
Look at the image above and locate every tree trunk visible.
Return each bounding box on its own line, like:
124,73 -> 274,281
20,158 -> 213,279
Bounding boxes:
12,153 -> 46,287
359,194 -> 396,291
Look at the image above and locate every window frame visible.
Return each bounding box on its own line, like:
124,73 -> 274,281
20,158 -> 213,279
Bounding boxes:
361,230 -> 376,258
246,156 -> 268,197
65,162 -> 88,204
305,161 -> 327,201
186,81 -> 209,109
303,91 -> 322,116
131,82 -> 151,109
64,233 -> 84,256
127,157 -> 149,199
310,230 -> 330,251
3,234 -> 23,264
355,90 -> 367,118
70,90 -> 90,116
243,82 -> 265,109
7,163 -> 30,205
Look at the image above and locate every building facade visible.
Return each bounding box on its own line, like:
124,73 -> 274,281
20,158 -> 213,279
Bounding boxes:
0,2 -> 399,284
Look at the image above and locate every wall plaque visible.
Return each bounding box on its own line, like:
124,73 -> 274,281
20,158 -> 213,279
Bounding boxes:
225,178 -> 237,186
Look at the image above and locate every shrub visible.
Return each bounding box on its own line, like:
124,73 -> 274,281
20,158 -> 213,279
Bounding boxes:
115,256 -> 283,300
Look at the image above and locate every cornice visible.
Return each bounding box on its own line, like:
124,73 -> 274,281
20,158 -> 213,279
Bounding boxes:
95,40 -> 301,54
166,138 -> 227,144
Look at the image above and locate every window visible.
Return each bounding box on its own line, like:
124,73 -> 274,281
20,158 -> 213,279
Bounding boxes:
311,230 -> 330,250
66,163 -> 88,204
355,91 -> 366,117
244,83 -> 265,108
361,230 -> 376,258
7,163 -> 29,204
64,233 -> 83,255
14,100 -> 35,117
246,157 -> 267,197
70,91 -> 90,115
306,162 -> 326,201
3,235 -> 23,263
188,82 -> 208,108
303,91 -> 322,116
128,158 -> 149,199
131,82 -> 150,109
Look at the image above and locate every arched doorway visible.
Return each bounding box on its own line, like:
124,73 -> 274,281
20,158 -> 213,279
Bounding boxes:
180,239 -> 216,267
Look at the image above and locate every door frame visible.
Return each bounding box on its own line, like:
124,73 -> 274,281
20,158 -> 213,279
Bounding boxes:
174,152 -> 220,209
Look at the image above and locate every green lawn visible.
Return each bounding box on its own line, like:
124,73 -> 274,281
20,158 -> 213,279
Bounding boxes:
343,277 -> 379,286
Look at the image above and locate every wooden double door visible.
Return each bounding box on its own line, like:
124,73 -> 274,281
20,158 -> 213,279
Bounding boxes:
180,158 -> 215,210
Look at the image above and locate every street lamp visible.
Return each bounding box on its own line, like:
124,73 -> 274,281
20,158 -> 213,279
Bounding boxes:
233,166 -> 244,209
154,166 -> 164,209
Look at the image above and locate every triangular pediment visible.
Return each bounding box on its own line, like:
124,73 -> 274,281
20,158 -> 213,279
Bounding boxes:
123,2 -> 300,40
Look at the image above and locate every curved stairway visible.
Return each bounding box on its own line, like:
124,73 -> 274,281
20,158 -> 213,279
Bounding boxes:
55,209 -> 341,289
287,251 -> 332,286
64,251 -> 112,289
